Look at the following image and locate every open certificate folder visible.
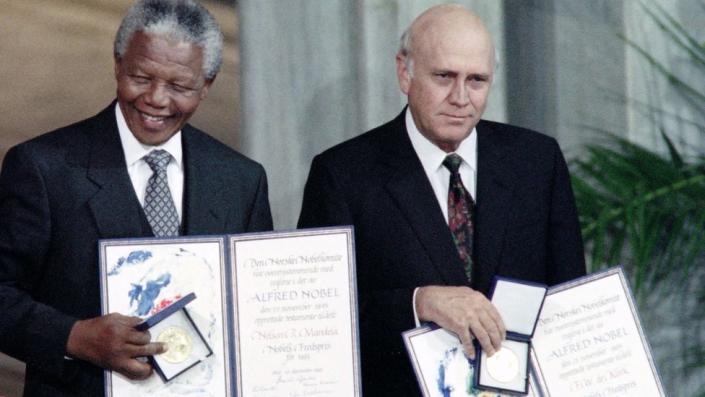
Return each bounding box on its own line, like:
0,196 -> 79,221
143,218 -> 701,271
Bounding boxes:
402,267 -> 664,397
99,227 -> 361,397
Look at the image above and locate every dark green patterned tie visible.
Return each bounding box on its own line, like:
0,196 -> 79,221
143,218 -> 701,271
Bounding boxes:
443,154 -> 474,282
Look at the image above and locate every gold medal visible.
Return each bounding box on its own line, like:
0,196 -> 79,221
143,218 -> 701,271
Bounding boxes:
486,346 -> 519,383
157,326 -> 193,364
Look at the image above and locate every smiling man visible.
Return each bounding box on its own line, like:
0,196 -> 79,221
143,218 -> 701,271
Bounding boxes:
114,29 -> 214,146
0,1 -> 272,396
298,4 -> 585,395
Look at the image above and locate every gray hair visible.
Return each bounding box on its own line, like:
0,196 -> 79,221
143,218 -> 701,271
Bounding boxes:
114,0 -> 224,80
397,25 -> 500,77
398,28 -> 415,76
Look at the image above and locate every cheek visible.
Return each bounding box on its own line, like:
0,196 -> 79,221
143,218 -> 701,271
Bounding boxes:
470,90 -> 490,109
117,83 -> 141,102
415,87 -> 444,111
174,97 -> 201,115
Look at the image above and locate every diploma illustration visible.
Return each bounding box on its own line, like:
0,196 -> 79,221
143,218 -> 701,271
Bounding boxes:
99,237 -> 231,396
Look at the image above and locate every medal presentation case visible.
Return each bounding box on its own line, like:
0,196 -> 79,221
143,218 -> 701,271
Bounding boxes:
135,292 -> 213,382
475,277 -> 547,395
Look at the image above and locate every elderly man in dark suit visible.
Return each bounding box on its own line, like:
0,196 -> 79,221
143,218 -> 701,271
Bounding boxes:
298,4 -> 585,396
0,1 -> 272,395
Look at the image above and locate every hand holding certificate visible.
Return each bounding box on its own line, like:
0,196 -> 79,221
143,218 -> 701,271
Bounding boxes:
66,312 -> 164,381
415,286 -> 506,360
100,228 -> 361,397
403,325 -> 542,397
134,293 -> 213,382
404,268 -> 665,397
475,278 -> 547,394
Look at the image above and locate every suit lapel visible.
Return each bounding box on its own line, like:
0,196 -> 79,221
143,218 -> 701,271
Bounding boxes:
381,113 -> 469,286
181,127 -> 227,235
85,104 -> 151,238
475,121 -> 516,277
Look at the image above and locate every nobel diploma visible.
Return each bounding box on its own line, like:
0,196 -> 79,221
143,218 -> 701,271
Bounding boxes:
230,228 -> 361,397
531,268 -> 665,396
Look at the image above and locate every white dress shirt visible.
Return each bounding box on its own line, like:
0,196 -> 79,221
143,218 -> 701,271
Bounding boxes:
406,109 -> 478,220
115,103 -> 184,221
406,108 -> 478,325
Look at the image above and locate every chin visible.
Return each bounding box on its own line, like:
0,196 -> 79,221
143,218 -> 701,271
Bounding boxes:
445,130 -> 473,142
136,130 -> 177,145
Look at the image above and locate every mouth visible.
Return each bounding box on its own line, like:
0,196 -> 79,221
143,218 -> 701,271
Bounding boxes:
136,109 -> 172,129
442,113 -> 470,122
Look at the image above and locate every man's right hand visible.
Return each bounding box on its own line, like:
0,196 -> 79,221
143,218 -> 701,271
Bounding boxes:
416,285 -> 505,360
66,313 -> 166,380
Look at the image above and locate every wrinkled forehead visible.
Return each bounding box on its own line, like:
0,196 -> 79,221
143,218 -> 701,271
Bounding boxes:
411,9 -> 495,64
416,23 -> 495,72
127,32 -> 203,62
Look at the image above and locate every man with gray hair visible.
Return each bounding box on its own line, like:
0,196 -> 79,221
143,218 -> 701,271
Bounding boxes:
0,1 -> 272,395
299,4 -> 585,395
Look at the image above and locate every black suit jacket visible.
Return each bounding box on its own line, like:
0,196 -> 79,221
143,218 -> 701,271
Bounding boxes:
298,110 -> 585,396
0,103 -> 272,396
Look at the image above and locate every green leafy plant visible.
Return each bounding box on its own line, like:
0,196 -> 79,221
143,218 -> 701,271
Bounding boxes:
570,1 -> 705,395
572,132 -> 705,297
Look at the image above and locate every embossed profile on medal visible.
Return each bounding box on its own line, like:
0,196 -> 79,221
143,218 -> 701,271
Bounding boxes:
157,325 -> 194,364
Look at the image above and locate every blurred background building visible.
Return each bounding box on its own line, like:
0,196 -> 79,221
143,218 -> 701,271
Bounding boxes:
1,0 -> 703,395
0,0 -> 240,159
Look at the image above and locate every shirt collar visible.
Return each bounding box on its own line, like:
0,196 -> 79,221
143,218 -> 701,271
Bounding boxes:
405,108 -> 477,175
115,103 -> 183,168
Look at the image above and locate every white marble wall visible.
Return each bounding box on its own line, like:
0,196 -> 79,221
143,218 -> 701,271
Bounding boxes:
503,0 -> 629,157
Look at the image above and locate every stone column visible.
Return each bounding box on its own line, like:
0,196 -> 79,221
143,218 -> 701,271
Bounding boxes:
503,0 -> 628,156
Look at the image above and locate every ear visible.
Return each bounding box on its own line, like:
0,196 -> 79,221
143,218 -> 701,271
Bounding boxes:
114,56 -> 121,80
199,76 -> 215,100
396,54 -> 412,95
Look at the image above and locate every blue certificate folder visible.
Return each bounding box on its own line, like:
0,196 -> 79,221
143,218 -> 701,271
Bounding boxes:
134,292 -> 214,382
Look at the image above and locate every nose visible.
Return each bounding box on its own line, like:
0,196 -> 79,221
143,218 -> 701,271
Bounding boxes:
143,82 -> 169,108
449,79 -> 470,106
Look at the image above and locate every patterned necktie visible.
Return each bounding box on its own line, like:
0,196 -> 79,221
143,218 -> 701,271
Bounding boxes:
143,150 -> 180,237
443,154 -> 475,283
